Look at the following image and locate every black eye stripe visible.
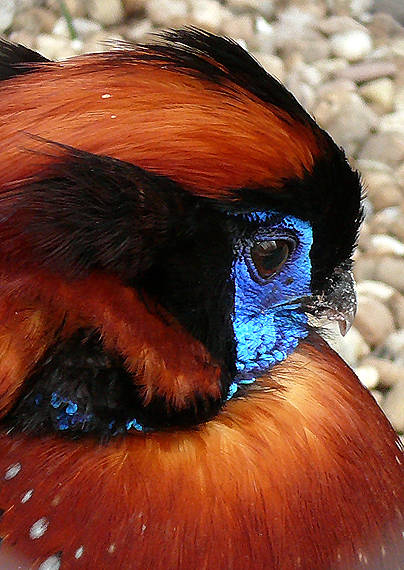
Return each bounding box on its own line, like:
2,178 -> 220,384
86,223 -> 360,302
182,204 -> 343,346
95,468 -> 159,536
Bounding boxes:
251,240 -> 292,280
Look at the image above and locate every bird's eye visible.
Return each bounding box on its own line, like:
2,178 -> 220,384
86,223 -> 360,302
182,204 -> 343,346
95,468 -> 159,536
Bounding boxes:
250,240 -> 292,280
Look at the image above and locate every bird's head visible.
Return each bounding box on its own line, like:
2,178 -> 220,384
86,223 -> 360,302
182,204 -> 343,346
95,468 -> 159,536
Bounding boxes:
0,30 -> 363,436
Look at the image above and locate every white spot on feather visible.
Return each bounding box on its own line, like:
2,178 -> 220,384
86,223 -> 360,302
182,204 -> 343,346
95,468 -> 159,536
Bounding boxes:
108,543 -> 116,554
21,489 -> 34,503
101,93 -> 111,99
75,546 -> 84,559
38,554 -> 61,570
110,114 -> 117,119
30,517 -> 49,539
4,463 -> 21,479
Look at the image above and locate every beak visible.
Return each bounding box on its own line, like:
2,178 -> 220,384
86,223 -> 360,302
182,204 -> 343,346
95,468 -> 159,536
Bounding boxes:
308,268 -> 357,336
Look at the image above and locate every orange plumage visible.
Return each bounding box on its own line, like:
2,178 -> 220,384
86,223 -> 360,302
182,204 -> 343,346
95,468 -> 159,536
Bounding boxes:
0,30 -> 402,569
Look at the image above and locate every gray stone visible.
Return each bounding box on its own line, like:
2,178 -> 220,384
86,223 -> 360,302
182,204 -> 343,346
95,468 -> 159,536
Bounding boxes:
364,171 -> 402,211
360,131 -> 404,168
391,292 -> 404,329
146,0 -> 188,27
330,29 -> 373,61
360,78 -> 395,113
191,0 -> 229,32
0,0 -> 15,33
221,13 -> 254,42
374,257 -> 404,293
87,0 -> 125,26
37,34 -> 77,60
355,294 -> 395,346
314,81 -> 377,155
382,377 -> 404,432
361,356 -> 404,387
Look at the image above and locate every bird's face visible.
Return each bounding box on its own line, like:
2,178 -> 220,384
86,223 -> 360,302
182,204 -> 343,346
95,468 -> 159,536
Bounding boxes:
231,211 -> 312,382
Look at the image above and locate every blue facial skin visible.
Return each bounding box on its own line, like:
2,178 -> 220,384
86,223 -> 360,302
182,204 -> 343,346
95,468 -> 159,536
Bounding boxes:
227,211 -> 313,399
39,211 -> 313,434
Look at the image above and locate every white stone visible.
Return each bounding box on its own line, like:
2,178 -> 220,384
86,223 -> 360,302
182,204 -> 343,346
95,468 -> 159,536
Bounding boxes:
360,78 -> 394,113
146,0 -> 188,26
379,111 -> 404,133
368,235 -> 404,257
370,390 -> 384,406
356,365 -> 380,389
383,377 -> 404,432
330,29 -> 373,62
356,280 -> 396,302
88,0 -> 125,26
191,0 -> 228,31
0,0 -> 15,33
37,34 -> 76,60
53,17 -> 101,39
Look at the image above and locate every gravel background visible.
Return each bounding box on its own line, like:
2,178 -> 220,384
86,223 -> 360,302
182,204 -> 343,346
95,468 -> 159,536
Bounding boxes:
2,0 -> 404,438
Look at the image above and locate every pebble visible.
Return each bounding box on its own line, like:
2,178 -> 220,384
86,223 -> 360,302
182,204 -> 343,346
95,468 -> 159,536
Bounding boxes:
146,0 -> 189,26
190,0 -> 228,32
360,131 -> 404,167
374,257 -> 404,293
318,16 -> 363,35
228,0 -> 269,13
0,0 -> 15,33
364,171 -> 402,211
391,292 -> 404,329
356,364 -> 380,389
379,111 -> 404,133
356,280 -> 396,303
362,356 -> 404,387
12,7 -> 58,35
53,17 -> 102,39
382,377 -> 404,432
36,34 -> 78,60
221,13 -> 254,43
313,81 -> 377,155
367,234 -> 404,256
359,78 -> 395,113
355,295 -> 395,346
87,0 -> 125,26
123,0 -> 147,15
382,330 -> 404,362
337,61 -> 397,83
330,29 -> 373,61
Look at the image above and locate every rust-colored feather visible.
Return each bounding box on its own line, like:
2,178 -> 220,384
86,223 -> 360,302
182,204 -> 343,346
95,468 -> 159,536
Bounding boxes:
0,56 -> 320,198
0,339 -> 402,569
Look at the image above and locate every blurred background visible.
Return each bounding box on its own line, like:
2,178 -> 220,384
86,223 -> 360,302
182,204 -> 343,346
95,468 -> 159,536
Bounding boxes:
2,0 -> 404,439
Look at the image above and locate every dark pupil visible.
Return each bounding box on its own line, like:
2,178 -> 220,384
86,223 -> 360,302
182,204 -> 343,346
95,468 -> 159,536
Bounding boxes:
251,240 -> 290,279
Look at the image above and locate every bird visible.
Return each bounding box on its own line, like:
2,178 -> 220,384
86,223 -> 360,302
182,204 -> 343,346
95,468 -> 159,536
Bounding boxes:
0,28 -> 402,569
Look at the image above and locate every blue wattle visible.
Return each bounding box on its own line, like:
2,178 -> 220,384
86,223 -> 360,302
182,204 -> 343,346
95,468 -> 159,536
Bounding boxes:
228,212 -> 313,398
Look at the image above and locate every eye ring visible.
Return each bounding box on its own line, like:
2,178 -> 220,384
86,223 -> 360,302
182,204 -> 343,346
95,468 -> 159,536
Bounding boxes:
250,239 -> 294,281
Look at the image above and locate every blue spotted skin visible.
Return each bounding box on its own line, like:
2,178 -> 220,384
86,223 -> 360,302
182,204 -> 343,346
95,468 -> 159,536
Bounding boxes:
39,211 -> 313,433
227,211 -> 313,399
